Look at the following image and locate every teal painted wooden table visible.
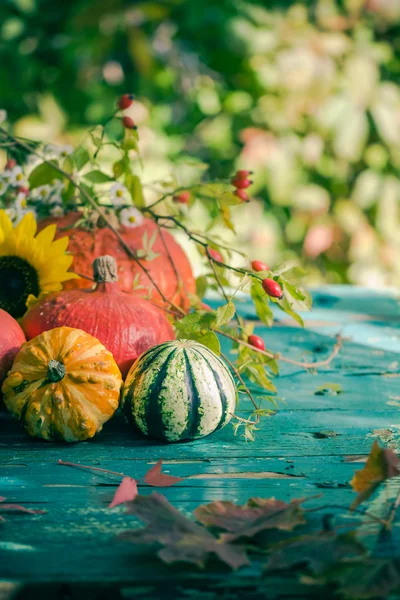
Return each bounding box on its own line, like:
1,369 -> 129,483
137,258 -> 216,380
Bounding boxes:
1,286 -> 400,599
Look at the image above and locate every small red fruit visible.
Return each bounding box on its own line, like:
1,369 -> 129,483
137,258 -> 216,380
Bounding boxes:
208,248 -> 223,263
18,186 -> 29,195
122,116 -> 137,129
231,177 -> 252,189
235,170 -> 252,180
248,334 -> 265,351
5,159 -> 16,170
251,260 -> 269,272
174,191 -> 191,204
234,189 -> 250,202
117,94 -> 134,110
262,278 -> 283,299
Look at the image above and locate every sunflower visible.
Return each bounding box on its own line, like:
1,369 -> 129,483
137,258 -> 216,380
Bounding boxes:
0,210 -> 78,319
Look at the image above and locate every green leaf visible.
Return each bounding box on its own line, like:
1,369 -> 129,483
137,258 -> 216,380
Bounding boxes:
196,182 -> 232,200
174,311 -> 216,338
250,282 -> 274,327
283,281 -> 312,311
270,261 -> 298,276
245,364 -> 277,393
29,161 -> 63,188
84,170 -> 114,184
215,301 -> 236,327
192,330 -> 221,355
196,275 -> 208,299
72,147 -> 90,171
123,128 -> 140,152
125,173 -> 145,208
113,158 -> 128,179
274,295 -> 304,327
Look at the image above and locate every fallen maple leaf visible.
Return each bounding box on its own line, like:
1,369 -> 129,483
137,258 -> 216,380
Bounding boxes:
108,477 -> 138,508
0,497 -> 45,522
144,460 -> 184,488
266,532 -> 366,575
194,496 -> 306,543
350,441 -> 400,509
120,492 -> 250,570
335,558 -> 400,599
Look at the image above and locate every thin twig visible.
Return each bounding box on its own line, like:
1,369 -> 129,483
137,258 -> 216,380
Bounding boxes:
221,352 -> 260,427
58,460 -> 126,479
156,222 -> 189,300
218,329 -> 343,370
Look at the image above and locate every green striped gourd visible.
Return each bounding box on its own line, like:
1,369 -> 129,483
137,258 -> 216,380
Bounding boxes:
122,339 -> 237,442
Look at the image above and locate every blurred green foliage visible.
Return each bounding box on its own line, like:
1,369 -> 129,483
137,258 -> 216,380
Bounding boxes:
1,0 -> 400,286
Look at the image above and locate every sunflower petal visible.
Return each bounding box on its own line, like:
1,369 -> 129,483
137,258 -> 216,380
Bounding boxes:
0,210 -> 14,242
15,212 -> 37,240
35,225 -> 57,248
50,236 -> 70,254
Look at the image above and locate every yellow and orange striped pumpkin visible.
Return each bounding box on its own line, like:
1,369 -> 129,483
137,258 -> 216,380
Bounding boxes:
2,327 -> 122,442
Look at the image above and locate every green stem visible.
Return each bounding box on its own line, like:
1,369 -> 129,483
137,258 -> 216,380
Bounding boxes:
47,360 -> 66,383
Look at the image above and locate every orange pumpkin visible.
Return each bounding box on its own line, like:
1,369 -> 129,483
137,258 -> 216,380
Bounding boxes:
2,327 -> 122,442
38,212 -> 195,310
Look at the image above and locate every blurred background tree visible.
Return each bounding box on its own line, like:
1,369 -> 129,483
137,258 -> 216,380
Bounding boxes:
1,0 -> 400,286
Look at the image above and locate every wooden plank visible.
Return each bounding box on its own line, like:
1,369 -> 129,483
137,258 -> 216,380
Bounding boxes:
0,287 -> 399,595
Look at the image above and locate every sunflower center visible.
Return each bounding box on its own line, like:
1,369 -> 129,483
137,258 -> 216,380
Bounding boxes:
0,256 -> 40,318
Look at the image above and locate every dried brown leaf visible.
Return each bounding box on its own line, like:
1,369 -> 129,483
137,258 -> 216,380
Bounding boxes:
194,496 -> 306,542
350,441 -> 400,509
266,532 -> 366,575
108,477 -> 138,508
144,460 -> 184,488
121,492 -> 250,570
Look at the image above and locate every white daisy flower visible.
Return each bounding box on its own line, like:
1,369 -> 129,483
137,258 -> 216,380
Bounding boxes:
31,184 -> 52,203
0,179 -> 8,196
110,182 -> 129,206
14,193 -> 37,223
45,144 -> 74,158
16,192 -> 28,212
50,204 -> 64,217
0,110 -> 7,125
8,166 -> 28,187
48,180 -> 65,205
119,207 -> 144,228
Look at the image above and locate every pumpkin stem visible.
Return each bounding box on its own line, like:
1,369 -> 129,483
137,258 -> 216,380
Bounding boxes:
93,256 -> 118,283
47,359 -> 66,383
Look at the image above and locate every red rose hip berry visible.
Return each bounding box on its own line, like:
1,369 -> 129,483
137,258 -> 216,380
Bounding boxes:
208,248 -> 223,263
234,189 -> 250,202
235,169 -> 252,179
231,177 -> 251,189
173,190 -> 191,204
262,278 -> 283,299
122,116 -> 137,129
251,260 -> 269,272
248,334 -> 265,351
117,94 -> 134,110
